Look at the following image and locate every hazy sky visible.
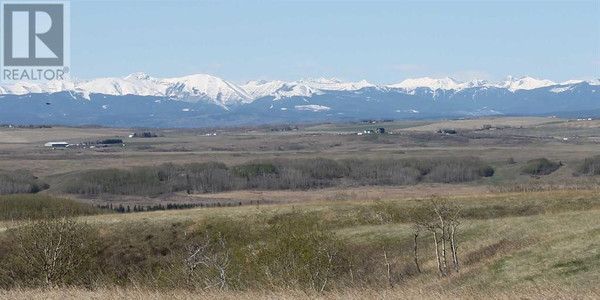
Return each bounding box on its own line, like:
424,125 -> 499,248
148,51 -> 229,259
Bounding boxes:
70,0 -> 599,84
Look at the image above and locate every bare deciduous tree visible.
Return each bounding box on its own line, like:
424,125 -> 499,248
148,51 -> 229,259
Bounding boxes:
8,217 -> 96,287
414,196 -> 461,277
183,232 -> 232,291
432,199 -> 450,276
183,239 -> 211,284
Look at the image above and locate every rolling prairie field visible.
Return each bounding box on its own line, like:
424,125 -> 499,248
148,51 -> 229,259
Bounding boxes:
0,0 -> 597,298
0,117 -> 599,299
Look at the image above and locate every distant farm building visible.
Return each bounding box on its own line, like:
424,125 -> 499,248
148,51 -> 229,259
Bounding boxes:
44,142 -> 69,148
360,128 -> 386,135
130,131 -> 158,138
437,129 -> 457,135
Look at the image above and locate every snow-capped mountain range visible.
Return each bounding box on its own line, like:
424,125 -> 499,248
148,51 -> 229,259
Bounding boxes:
1,73 -> 596,104
0,73 -> 598,127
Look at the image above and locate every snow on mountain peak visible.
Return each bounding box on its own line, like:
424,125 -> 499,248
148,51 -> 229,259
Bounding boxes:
496,76 -> 556,91
586,79 -> 600,86
162,74 -> 252,104
389,76 -> 560,92
241,77 -> 373,100
0,73 -> 592,103
242,80 -> 318,100
295,77 -> 375,91
124,72 -> 152,81
390,77 -> 462,90
558,79 -> 600,86
68,73 -> 253,105
299,78 -> 343,84
242,80 -> 285,98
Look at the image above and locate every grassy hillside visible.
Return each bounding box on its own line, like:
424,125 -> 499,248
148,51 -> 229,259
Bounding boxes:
0,194 -> 102,221
0,190 -> 598,298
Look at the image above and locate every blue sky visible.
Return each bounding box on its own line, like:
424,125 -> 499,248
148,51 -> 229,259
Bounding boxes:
70,0 -> 599,84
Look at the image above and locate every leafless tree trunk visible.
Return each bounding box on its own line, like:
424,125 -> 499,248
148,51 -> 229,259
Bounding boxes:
434,202 -> 449,275
413,228 -> 421,273
440,227 -> 449,275
450,222 -> 459,272
449,210 -> 460,272
383,250 -> 393,287
432,230 -> 442,277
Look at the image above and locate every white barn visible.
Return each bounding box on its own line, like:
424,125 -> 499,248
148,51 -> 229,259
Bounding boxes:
44,142 -> 69,148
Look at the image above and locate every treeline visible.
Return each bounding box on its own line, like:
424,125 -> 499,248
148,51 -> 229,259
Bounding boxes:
79,138 -> 124,146
97,202 -> 241,213
0,170 -> 49,195
131,131 -> 158,138
61,157 -> 495,196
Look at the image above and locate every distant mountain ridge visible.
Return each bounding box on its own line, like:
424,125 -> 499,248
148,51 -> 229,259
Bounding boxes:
0,73 -> 598,127
2,73 -> 596,103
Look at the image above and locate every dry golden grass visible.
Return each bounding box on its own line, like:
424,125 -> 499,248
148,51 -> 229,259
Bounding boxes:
2,286 -> 598,300
182,184 -> 489,204
398,116 -> 561,132
0,127 -> 130,144
72,189 -> 599,225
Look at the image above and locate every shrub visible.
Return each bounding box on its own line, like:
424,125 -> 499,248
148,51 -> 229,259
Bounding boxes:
2,218 -> 98,287
81,214 -> 349,291
480,165 -> 495,177
522,158 -> 561,175
252,213 -> 348,291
